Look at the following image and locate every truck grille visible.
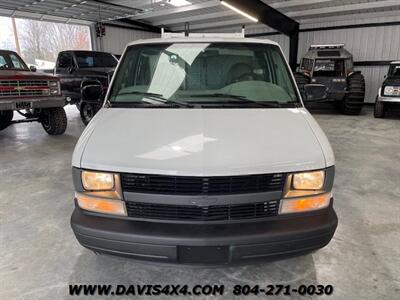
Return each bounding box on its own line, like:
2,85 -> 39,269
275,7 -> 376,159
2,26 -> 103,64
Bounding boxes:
0,80 -> 49,97
121,173 -> 286,195
125,200 -> 279,221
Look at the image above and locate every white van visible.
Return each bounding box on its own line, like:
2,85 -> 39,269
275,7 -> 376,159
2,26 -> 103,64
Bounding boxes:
71,34 -> 337,265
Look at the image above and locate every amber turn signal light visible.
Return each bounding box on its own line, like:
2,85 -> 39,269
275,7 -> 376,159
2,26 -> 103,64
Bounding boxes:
279,193 -> 331,214
75,193 -> 127,216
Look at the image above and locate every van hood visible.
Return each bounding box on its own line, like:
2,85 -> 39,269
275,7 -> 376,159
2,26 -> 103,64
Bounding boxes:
73,108 -> 333,176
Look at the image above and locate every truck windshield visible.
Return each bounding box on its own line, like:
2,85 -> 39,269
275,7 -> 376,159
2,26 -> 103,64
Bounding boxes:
313,59 -> 344,77
75,52 -> 118,68
389,65 -> 400,77
108,43 -> 300,107
0,51 -> 28,70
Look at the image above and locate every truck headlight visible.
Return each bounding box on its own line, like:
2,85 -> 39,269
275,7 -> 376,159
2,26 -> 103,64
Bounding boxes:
280,170 -> 331,214
49,81 -> 60,95
77,170 -> 126,216
384,86 -> 394,96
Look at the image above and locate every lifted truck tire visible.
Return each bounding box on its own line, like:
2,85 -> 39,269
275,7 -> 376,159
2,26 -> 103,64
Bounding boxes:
374,98 -> 386,118
80,102 -> 98,125
342,73 -> 365,115
0,110 -> 13,131
40,107 -> 67,135
294,72 -> 310,99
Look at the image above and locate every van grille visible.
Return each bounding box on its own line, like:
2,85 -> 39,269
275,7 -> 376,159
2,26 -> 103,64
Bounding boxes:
125,200 -> 279,221
0,80 -> 49,97
121,173 -> 286,195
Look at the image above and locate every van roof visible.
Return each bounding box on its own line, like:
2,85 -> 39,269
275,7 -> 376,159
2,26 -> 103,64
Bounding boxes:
127,37 -> 279,47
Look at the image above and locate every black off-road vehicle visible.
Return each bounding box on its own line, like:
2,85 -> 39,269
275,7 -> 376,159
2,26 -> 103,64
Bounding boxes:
54,50 -> 118,125
295,44 -> 365,115
374,61 -> 400,118
0,50 -> 67,135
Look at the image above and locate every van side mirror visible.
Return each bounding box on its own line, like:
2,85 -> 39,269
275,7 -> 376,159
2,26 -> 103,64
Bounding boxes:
29,65 -> 37,72
304,84 -> 328,101
82,85 -> 103,102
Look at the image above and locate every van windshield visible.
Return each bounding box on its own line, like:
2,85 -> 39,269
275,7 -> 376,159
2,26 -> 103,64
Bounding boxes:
108,43 -> 300,107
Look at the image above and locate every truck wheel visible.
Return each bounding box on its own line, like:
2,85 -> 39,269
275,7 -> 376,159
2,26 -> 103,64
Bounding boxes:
0,110 -> 13,131
41,107 -> 67,135
294,72 -> 310,100
374,98 -> 385,118
342,73 -> 365,115
80,102 -> 97,126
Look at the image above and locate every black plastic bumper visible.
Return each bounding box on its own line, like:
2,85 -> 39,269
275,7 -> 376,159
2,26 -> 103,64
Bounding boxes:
0,96 -> 65,110
71,206 -> 337,266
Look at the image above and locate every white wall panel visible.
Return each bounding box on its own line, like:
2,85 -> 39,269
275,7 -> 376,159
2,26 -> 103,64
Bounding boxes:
95,26 -> 160,54
255,34 -> 290,60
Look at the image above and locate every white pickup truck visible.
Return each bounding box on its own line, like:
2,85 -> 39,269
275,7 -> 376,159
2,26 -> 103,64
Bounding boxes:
70,33 -> 337,265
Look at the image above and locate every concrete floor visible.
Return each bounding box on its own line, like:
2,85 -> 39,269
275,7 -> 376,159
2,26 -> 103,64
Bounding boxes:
1,106 -> 399,300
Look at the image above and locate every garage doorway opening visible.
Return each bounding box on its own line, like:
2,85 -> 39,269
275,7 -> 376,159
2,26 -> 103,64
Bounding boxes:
0,16 -> 91,71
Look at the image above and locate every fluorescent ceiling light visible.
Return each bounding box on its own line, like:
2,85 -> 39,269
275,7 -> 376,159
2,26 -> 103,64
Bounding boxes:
167,0 -> 191,7
220,1 -> 258,22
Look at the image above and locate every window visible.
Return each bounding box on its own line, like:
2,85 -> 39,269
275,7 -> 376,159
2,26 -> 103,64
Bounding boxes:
75,52 -> 118,68
0,51 -> 28,70
313,59 -> 345,77
300,58 -> 313,71
0,16 -> 91,70
389,65 -> 400,77
57,53 -> 73,68
109,42 -> 299,107
10,54 -> 25,69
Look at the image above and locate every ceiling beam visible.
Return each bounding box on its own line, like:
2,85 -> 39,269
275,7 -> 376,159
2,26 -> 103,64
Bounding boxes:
272,0 -> 334,9
173,18 -> 251,31
154,10 -> 233,26
288,0 -> 400,17
152,0 -> 338,27
129,0 -> 221,20
224,0 -> 299,36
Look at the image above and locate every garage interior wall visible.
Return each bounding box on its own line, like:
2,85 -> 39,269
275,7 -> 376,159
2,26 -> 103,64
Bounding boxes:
93,25 -> 160,55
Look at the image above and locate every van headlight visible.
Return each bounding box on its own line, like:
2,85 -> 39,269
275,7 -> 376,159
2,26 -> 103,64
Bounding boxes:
384,86 -> 394,96
82,171 -> 115,191
76,170 -> 126,216
280,170 -> 331,214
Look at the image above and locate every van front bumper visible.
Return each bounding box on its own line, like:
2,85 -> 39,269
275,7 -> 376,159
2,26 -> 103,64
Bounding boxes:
71,203 -> 338,265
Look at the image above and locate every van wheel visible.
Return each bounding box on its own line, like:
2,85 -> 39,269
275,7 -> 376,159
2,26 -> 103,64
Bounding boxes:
0,110 -> 13,131
80,102 -> 97,125
294,72 -> 310,100
41,107 -> 67,135
342,73 -> 365,115
374,98 -> 385,118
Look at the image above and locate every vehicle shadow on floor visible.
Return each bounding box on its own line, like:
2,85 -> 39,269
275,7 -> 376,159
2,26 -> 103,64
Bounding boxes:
68,252 -> 317,299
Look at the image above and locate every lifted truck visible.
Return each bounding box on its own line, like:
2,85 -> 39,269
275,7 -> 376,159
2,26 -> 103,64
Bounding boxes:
0,50 -> 67,135
54,50 -> 118,125
374,61 -> 400,118
295,44 -> 365,115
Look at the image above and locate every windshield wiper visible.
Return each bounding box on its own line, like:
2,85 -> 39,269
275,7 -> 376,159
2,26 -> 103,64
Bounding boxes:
113,91 -> 193,108
189,93 -> 285,107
